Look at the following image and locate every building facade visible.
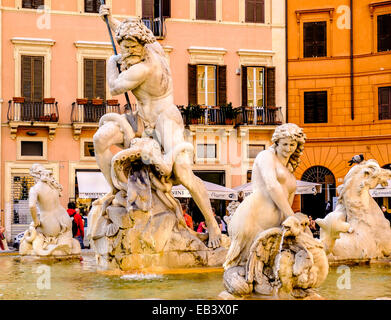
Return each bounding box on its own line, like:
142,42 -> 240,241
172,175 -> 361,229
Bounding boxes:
287,0 -> 391,217
0,0 -> 286,241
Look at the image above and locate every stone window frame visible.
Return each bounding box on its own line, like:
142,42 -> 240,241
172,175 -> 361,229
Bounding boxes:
295,8 -> 334,59
74,41 -> 113,100
369,1 -> 391,54
80,137 -> 95,161
11,37 -> 55,98
16,136 -> 48,161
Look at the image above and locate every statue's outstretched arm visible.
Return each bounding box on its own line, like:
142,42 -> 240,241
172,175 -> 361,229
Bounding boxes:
108,55 -> 148,96
256,153 -> 295,220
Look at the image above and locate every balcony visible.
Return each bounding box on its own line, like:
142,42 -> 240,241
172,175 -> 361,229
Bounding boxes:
177,105 -> 283,126
142,17 -> 166,38
7,97 -> 59,140
71,98 -> 121,140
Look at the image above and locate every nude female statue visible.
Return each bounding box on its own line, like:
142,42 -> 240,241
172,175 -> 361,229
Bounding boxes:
224,123 -> 306,268
93,5 -> 221,248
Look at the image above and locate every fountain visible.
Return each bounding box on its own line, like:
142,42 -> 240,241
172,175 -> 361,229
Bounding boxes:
87,5 -> 229,271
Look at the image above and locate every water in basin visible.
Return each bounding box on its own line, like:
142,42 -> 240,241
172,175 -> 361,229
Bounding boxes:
0,253 -> 390,300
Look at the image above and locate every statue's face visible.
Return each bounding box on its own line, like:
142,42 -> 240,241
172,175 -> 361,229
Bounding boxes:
120,38 -> 144,67
276,137 -> 297,159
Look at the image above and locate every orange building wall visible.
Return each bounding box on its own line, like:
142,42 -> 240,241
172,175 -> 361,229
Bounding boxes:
287,0 -> 391,185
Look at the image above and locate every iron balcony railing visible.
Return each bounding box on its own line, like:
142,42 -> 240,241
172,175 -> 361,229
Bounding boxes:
142,16 -> 166,38
177,105 -> 283,126
7,98 -> 59,122
71,99 -> 122,123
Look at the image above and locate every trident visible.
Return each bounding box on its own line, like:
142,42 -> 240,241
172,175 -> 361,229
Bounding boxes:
99,0 -> 138,132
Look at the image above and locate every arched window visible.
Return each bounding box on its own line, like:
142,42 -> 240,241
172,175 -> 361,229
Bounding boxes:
301,166 -> 336,219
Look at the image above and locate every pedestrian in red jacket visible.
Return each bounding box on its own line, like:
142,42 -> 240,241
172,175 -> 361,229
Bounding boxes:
67,202 -> 84,249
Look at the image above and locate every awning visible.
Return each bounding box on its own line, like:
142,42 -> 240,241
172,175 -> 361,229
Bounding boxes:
172,181 -> 238,201
370,180 -> 391,198
76,171 -> 111,199
233,180 -> 322,197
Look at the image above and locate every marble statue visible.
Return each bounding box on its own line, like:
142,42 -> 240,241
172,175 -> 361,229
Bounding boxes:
221,124 -> 342,299
316,159 -> 391,262
19,164 -> 81,257
93,5 -> 221,249
87,5 -> 228,270
224,123 -> 306,269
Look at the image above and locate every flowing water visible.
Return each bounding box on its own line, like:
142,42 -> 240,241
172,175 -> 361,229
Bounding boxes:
0,253 -> 391,300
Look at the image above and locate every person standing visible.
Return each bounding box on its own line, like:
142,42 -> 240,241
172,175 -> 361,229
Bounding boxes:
381,205 -> 391,226
67,202 -> 84,249
181,203 -> 194,230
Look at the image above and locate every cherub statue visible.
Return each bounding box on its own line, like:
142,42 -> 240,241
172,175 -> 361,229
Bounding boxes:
19,164 -> 81,257
93,4 -> 221,248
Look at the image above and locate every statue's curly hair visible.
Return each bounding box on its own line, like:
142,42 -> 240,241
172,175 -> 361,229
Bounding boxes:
270,123 -> 306,173
115,18 -> 156,45
30,164 -> 63,195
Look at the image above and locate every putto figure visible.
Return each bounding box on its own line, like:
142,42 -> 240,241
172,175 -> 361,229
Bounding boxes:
19,164 -> 81,257
93,5 -> 221,248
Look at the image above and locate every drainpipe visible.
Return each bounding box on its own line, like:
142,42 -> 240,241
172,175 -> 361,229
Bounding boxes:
350,0 -> 354,120
285,0 -> 288,123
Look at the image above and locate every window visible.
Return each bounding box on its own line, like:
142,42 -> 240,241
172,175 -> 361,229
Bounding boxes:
379,87 -> 391,120
245,0 -> 264,23
303,22 -> 327,58
378,14 -> 391,52
21,141 -> 43,156
197,144 -> 217,158
22,0 -> 44,9
188,64 -> 226,106
241,66 -> 275,107
142,0 -> 171,18
304,91 -> 328,123
17,137 -> 47,160
84,141 -> 95,158
21,55 -> 44,102
196,0 -> 216,21
247,144 -> 265,159
84,0 -> 100,13
84,59 -> 106,100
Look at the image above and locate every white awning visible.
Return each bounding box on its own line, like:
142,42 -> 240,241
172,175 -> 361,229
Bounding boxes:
76,171 -> 111,199
233,180 -> 322,197
172,181 -> 238,201
370,180 -> 391,198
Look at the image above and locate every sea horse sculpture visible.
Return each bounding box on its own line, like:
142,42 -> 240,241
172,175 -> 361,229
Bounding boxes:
19,164 -> 81,257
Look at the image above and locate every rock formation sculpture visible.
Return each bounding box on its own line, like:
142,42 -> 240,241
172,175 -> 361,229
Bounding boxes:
316,159 -> 391,262
19,164 -> 81,257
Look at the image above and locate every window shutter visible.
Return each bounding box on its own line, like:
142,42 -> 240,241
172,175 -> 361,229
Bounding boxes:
188,64 -> 197,105
142,0 -> 154,18
162,0 -> 171,17
304,22 -> 326,57
84,59 -> 94,99
206,0 -> 216,20
379,87 -> 391,120
217,65 -> 227,106
95,60 -> 106,100
378,14 -> 391,52
266,67 -> 275,107
304,91 -> 327,123
255,0 -> 265,23
196,0 -> 205,20
241,66 -> 248,106
33,56 -> 44,102
85,0 -> 99,13
21,56 -> 32,101
245,0 -> 255,22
